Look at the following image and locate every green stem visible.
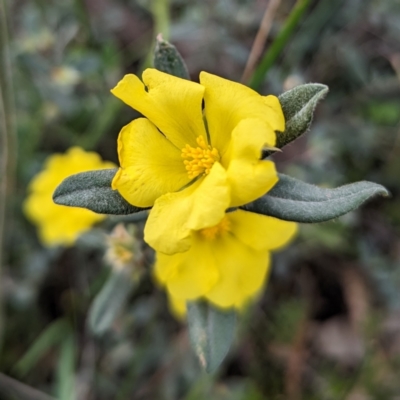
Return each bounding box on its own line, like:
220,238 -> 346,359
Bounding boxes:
77,97 -> 123,149
249,0 -> 312,90
152,0 -> 170,41
73,0 -> 93,41
140,0 -> 170,72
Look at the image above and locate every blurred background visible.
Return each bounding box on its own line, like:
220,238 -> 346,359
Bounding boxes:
2,0 -> 400,399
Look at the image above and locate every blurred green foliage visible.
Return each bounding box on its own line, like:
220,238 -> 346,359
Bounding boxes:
2,0 -> 400,398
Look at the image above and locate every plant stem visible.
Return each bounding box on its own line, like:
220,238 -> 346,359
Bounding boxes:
152,0 -> 170,41
241,0 -> 282,84
249,0 -> 312,91
0,72 -> 7,356
0,373 -> 56,400
140,0 -> 170,72
0,0 -> 16,353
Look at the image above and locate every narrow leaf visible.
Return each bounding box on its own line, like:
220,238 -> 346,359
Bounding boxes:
187,301 -> 236,373
88,269 -> 134,337
242,174 -> 389,223
13,319 -> 69,377
56,331 -> 76,400
248,0 -> 312,90
53,169 -> 142,215
268,83 -> 329,154
154,34 -> 190,80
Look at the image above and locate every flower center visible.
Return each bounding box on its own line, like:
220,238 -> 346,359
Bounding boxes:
181,135 -> 220,180
199,216 -> 231,240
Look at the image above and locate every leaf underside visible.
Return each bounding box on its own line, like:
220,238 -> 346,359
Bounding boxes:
88,269 -> 134,337
187,301 -> 236,373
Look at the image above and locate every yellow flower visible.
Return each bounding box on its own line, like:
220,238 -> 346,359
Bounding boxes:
154,210 -> 297,311
111,69 -> 284,255
24,147 -> 115,247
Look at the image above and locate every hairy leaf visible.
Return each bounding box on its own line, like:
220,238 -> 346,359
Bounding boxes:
242,174 -> 389,223
271,83 -> 329,152
88,269 -> 134,337
153,35 -> 190,80
53,169 -> 142,215
187,301 -> 236,373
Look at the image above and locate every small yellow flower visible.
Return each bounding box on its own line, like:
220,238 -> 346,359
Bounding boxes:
154,210 -> 297,311
24,147 -> 115,247
111,69 -> 285,255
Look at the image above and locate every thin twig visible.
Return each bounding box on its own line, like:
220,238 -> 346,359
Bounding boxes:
0,0 -> 16,180
0,0 -> 16,353
386,54 -> 400,162
285,318 -> 308,400
241,0 -> 281,84
0,373 -> 56,400
0,0 -> 17,359
0,72 -> 7,355
249,0 -> 312,90
285,267 -> 314,400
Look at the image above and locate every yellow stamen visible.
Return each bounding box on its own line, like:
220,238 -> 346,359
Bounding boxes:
200,216 -> 231,240
181,135 -> 220,180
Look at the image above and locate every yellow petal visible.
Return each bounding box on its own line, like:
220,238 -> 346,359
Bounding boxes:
111,69 -> 207,149
167,294 -> 187,320
41,207 -> 104,245
154,241 -> 219,300
111,118 -> 189,207
144,162 -> 230,254
23,147 -> 114,247
204,234 -> 271,309
262,94 -> 285,130
228,210 -> 298,251
224,118 -> 278,207
200,72 -> 284,157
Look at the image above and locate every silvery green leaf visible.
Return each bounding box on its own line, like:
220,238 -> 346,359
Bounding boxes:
273,83 -> 329,152
153,35 -> 190,80
88,269 -> 134,337
242,174 -> 389,223
56,331 -> 76,400
53,169 -> 142,215
187,301 -> 236,373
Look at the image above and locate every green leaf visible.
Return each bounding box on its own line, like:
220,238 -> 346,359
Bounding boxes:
187,301 -> 236,373
242,174 -> 389,223
53,169 -> 142,215
248,0 -> 312,90
88,269 -> 134,337
56,330 -> 76,400
153,35 -> 190,80
272,83 -> 329,152
13,319 -> 70,377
